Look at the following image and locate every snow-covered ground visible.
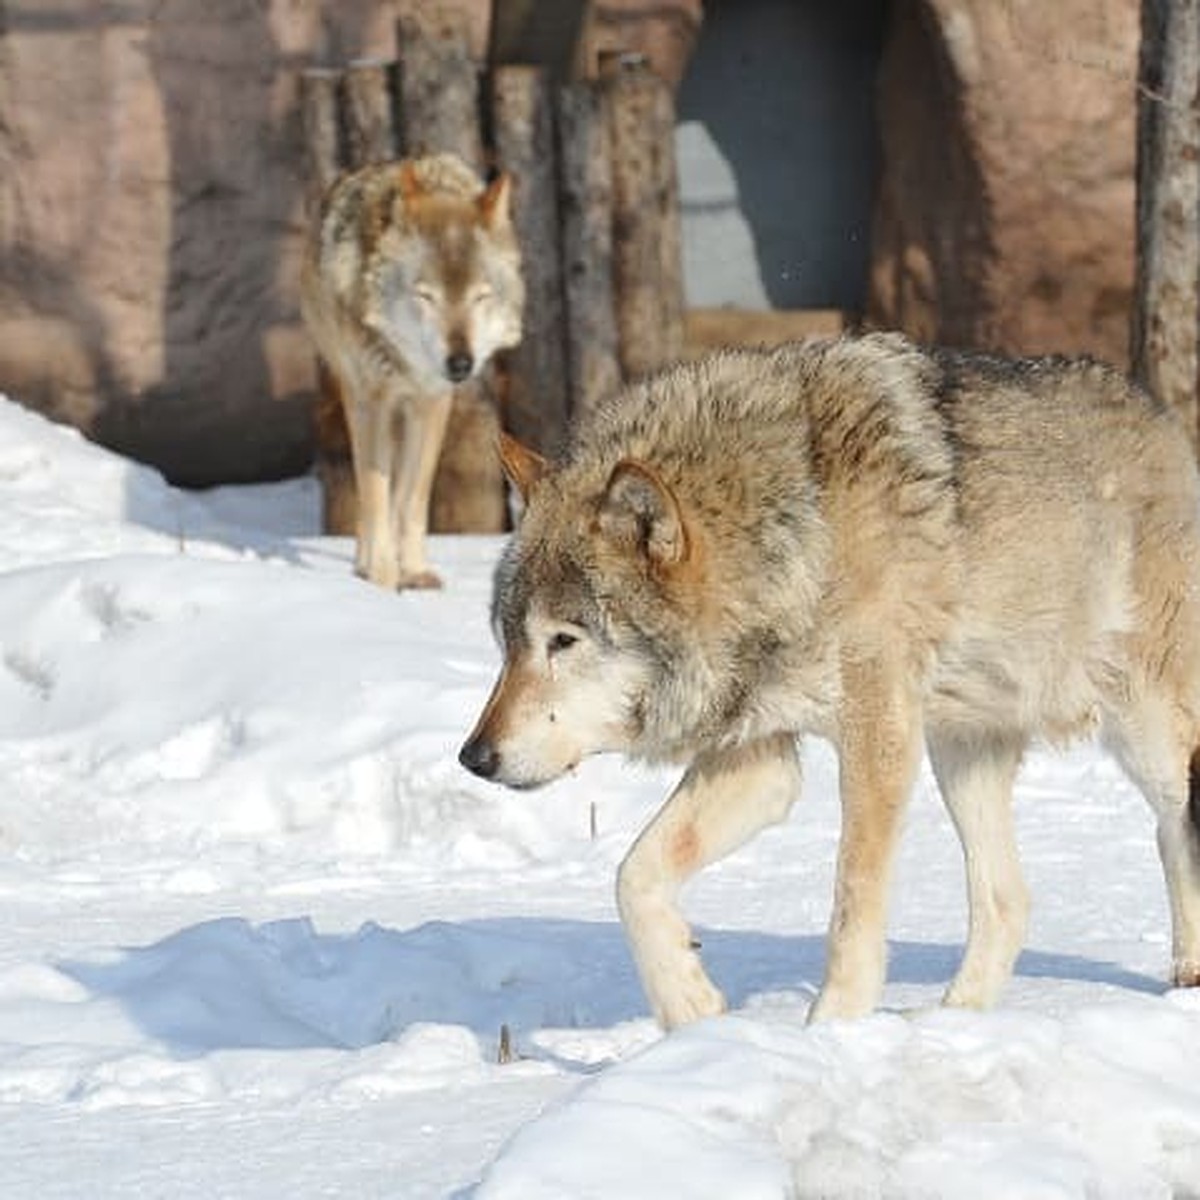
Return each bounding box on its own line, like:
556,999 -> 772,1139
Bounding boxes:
1,394 -> 1199,1198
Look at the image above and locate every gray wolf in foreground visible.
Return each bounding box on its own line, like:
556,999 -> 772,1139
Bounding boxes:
460,333 -> 1200,1028
301,154 -> 523,589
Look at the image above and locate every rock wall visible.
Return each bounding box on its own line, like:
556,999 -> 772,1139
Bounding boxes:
0,0 -> 1140,485
868,0 -> 1138,366
0,0 -> 488,486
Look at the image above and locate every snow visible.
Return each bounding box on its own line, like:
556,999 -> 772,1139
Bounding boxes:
0,393 -> 1198,1198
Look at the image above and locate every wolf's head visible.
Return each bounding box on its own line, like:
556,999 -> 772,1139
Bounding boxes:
364,159 -> 524,390
460,434 -> 710,790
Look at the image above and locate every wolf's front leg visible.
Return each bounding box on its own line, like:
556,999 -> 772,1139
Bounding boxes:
391,390 -> 453,590
346,393 -> 400,590
809,656 -> 923,1022
617,734 -> 801,1029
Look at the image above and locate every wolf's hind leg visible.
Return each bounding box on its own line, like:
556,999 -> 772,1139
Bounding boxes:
616,734 -> 801,1029
928,730 -> 1029,1008
1103,693 -> 1200,988
1160,777 -> 1200,988
391,391 -> 453,589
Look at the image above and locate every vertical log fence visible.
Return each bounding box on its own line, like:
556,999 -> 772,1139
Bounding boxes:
300,21 -> 684,532
1132,0 -> 1200,451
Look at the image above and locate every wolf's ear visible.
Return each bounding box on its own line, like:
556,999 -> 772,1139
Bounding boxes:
498,431 -> 548,503
478,172 -> 513,230
600,460 -> 689,567
398,160 -> 425,205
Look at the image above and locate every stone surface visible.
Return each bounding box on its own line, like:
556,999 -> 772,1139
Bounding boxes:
0,0 -> 1140,485
868,0 -> 1138,366
0,0 -> 488,486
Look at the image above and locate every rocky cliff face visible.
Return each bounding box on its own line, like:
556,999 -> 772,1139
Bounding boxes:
0,0 -> 487,486
867,0 -> 1137,366
0,0 -> 1138,485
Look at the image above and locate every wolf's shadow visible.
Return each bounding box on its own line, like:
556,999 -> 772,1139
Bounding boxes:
59,915 -> 1162,1060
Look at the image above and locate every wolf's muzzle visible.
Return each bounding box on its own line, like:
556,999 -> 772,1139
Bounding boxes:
445,352 -> 474,383
458,734 -> 499,780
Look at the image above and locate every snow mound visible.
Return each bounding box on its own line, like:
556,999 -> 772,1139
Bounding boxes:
478,997 -> 1200,1200
0,399 -> 662,866
2,392 -> 1199,1197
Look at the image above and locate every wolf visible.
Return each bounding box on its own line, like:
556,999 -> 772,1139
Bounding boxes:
459,333 -> 1200,1029
301,154 -> 523,589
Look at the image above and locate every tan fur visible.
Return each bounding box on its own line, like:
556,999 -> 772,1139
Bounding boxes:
461,334 -> 1200,1027
300,155 -> 524,589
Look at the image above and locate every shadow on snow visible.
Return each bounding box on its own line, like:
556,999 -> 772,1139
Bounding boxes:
59,915 -> 1162,1059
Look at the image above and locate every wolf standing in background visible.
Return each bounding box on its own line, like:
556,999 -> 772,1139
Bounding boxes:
301,154 -> 524,589
460,333 -> 1200,1029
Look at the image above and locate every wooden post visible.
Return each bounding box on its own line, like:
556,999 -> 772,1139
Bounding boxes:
492,65 -> 570,455
299,68 -> 343,212
602,55 -> 685,380
300,68 -> 355,535
396,11 -> 506,533
318,60 -> 399,535
341,59 -> 398,168
396,12 -> 485,171
1132,0 -> 1200,449
558,80 -> 622,418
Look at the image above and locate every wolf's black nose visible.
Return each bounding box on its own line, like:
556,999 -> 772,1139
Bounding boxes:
459,735 -> 499,779
445,352 -> 474,383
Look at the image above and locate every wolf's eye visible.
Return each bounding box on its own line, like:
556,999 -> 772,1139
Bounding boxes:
547,631 -> 579,655
413,285 -> 440,306
470,286 -> 494,306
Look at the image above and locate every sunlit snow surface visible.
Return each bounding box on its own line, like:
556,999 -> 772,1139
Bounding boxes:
0,396 -> 1197,1198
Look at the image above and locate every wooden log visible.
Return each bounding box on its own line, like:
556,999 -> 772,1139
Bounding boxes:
312,60 -> 400,535
602,55 -> 685,379
340,59 -> 398,168
683,307 -> 847,357
492,64 -> 570,455
573,0 -> 703,86
299,68 -> 343,214
1132,0 -> 1200,449
558,79 -> 622,418
396,11 -> 485,172
300,68 -> 354,533
395,10 -> 505,533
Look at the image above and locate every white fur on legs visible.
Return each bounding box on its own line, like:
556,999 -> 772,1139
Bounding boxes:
928,730 -> 1029,1008
1103,698 -> 1200,989
1158,809 -> 1200,986
391,390 -> 453,589
808,661 -> 923,1023
616,734 -> 801,1029
346,392 -> 400,590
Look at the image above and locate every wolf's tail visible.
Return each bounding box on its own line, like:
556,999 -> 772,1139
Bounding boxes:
1190,746 -> 1200,840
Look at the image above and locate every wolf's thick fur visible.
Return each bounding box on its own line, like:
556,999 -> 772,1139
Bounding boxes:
301,154 -> 523,589
460,333 -> 1200,1028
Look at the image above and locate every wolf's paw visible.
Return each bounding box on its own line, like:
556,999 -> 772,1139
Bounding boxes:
355,562 -> 401,591
1172,958 -> 1200,988
806,986 -> 874,1025
941,978 -> 991,1009
651,961 -> 727,1031
396,568 -> 444,591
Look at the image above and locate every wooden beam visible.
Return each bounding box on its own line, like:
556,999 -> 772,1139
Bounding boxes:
1132,0 -> 1200,448
396,10 -> 504,533
602,55 -> 685,379
558,79 -> 622,415
492,65 -> 571,454
340,59 -> 398,167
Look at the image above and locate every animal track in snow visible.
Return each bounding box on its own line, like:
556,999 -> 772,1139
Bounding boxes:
79,581 -> 152,639
3,649 -> 55,700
